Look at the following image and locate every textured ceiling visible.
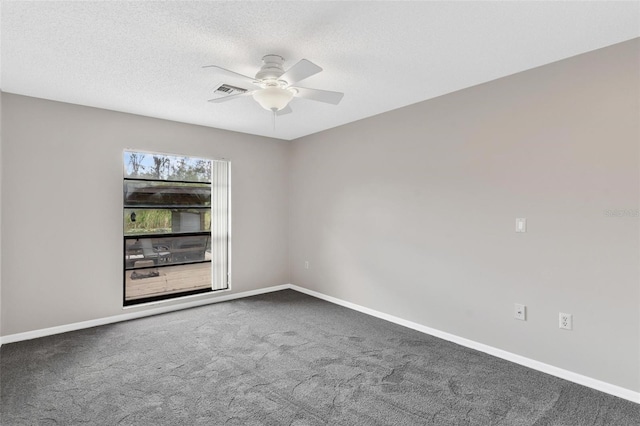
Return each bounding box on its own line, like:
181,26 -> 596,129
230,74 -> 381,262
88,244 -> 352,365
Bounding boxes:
1,1 -> 639,141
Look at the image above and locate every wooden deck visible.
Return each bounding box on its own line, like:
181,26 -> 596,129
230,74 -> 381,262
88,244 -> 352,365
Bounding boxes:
125,262 -> 212,301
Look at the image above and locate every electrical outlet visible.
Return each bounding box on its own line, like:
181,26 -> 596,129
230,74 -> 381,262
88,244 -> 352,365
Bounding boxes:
304,261 -> 309,269
559,313 -> 572,330
514,303 -> 526,321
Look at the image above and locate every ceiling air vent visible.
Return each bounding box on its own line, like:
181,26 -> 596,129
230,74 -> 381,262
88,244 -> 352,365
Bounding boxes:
213,83 -> 248,97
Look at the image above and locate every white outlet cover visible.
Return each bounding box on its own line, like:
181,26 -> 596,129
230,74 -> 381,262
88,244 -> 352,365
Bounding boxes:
514,303 -> 526,321
559,313 -> 573,330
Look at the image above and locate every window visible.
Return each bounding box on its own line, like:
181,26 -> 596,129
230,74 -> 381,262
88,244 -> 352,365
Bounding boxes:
123,151 -> 230,305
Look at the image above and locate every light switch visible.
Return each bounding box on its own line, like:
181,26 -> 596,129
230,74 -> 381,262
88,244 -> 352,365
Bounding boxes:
514,303 -> 526,321
516,218 -> 526,233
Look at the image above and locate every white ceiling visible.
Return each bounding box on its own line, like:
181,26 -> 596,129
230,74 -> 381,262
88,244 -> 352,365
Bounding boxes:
1,1 -> 639,141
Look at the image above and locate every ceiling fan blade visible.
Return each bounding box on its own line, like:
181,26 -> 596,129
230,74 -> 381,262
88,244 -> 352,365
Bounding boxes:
208,91 -> 255,103
291,87 -> 344,105
203,65 -> 260,87
279,59 -> 322,85
276,104 -> 293,116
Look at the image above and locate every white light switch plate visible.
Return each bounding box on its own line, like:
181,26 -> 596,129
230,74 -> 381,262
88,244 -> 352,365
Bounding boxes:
516,218 -> 527,233
514,303 -> 526,321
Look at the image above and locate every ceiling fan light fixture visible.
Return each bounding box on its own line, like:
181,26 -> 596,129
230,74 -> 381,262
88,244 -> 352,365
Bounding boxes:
205,55 -> 343,115
252,87 -> 294,111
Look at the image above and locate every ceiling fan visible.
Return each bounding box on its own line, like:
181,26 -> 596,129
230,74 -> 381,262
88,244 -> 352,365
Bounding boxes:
204,55 -> 344,115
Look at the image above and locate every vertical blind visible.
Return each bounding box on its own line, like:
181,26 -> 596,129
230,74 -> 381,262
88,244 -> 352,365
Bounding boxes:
212,159 -> 230,290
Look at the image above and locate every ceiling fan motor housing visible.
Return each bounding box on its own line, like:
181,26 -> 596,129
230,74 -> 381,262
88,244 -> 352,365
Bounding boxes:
255,54 -> 286,84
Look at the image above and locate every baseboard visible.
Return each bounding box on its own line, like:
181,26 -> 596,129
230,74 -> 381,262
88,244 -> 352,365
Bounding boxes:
289,284 -> 640,404
0,284 -> 290,345
3,283 -> 638,404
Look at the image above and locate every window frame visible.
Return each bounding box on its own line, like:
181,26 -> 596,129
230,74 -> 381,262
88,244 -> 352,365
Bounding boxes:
122,149 -> 231,307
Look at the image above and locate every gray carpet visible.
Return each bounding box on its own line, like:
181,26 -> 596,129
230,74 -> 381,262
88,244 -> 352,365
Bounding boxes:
1,290 -> 638,425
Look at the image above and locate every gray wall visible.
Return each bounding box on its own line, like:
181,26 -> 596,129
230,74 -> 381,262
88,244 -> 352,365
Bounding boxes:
289,39 -> 640,391
1,94 -> 290,335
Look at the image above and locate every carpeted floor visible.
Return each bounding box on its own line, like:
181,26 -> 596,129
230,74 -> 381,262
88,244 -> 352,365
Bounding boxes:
1,290 -> 638,425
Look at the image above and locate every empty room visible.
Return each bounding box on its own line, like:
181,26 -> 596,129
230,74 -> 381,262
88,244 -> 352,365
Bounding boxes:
1,1 -> 639,425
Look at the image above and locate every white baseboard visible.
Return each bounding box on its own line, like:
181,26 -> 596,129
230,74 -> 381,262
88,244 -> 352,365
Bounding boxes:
2,283 -> 638,404
289,284 -> 640,404
0,284 -> 290,345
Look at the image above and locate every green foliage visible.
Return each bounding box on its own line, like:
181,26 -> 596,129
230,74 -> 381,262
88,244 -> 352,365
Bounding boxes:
125,153 -> 212,182
125,210 -> 171,235
124,209 -> 211,235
